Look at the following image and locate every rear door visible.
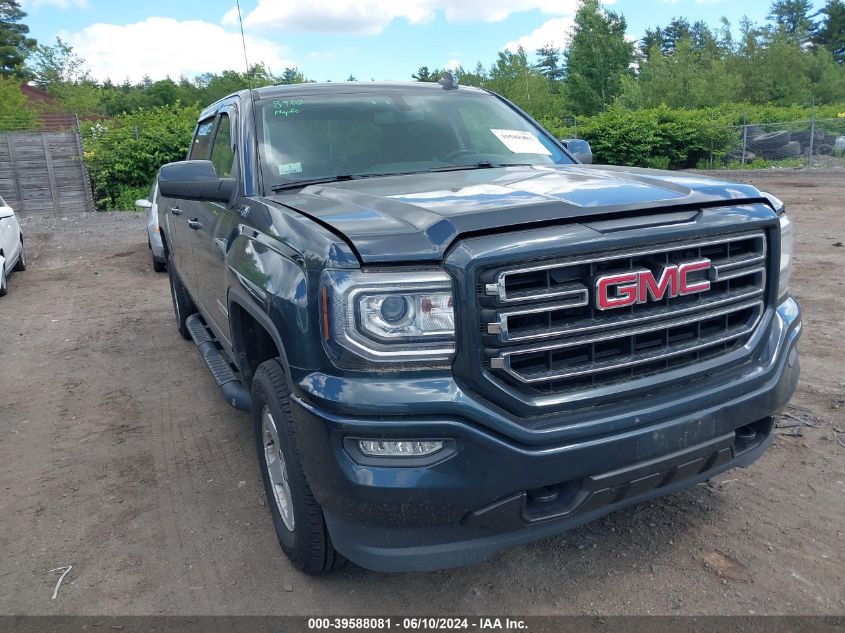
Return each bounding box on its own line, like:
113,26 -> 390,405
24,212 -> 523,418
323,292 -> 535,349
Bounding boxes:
192,108 -> 239,346
166,116 -> 216,293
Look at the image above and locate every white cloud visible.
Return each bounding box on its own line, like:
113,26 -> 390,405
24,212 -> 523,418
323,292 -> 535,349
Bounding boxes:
220,6 -> 240,26
501,0 -> 616,53
444,59 -> 461,71
63,17 -> 296,83
21,0 -> 87,9
504,17 -> 574,52
242,0 -> 584,35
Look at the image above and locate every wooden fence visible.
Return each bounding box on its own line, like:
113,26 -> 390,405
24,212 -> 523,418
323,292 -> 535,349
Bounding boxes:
0,129 -> 94,218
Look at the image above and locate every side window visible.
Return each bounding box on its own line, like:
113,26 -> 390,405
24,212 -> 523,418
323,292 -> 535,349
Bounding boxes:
211,113 -> 236,177
190,118 -> 215,160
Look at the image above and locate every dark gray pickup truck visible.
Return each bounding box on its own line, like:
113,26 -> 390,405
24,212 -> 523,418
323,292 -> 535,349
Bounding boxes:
157,81 -> 801,573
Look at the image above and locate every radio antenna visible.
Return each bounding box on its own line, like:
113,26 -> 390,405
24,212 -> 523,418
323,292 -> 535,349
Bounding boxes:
235,0 -> 252,88
234,0 -> 263,198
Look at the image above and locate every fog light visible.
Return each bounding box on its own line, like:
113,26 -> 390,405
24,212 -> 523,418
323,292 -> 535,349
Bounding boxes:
358,440 -> 444,457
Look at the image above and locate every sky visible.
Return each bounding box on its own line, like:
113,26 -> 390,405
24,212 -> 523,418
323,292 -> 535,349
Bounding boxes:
18,0 -> 810,84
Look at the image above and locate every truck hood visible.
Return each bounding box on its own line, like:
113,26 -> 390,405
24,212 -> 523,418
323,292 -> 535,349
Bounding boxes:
265,164 -> 769,263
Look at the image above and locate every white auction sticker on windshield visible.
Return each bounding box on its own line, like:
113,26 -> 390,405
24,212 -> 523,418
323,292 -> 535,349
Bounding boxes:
490,129 -> 552,155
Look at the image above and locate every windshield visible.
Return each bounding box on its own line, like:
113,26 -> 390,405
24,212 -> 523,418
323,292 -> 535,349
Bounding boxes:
256,87 -> 573,189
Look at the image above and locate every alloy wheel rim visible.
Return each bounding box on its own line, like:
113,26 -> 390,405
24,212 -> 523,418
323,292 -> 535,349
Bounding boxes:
262,405 -> 295,531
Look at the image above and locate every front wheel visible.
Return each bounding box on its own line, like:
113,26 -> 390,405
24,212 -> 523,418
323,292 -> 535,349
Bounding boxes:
0,263 -> 7,297
167,258 -> 196,340
251,358 -> 345,574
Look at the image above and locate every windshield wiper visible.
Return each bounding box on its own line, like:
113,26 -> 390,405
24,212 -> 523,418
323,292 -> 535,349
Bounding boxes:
270,174 -> 361,192
427,161 -> 534,173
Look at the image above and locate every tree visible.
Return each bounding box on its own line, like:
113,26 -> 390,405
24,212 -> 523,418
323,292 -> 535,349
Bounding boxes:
28,37 -> 88,87
768,0 -> 816,42
412,66 -> 440,82
814,0 -> 845,62
279,67 -> 305,84
485,48 -> 563,120
641,27 -> 664,60
662,17 -> 692,54
0,75 -> 37,130
453,62 -> 487,88
535,45 -> 564,82
0,0 -> 35,78
564,0 -> 634,116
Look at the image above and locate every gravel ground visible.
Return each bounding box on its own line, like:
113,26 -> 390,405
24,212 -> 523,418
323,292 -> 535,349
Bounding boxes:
0,171 -> 842,615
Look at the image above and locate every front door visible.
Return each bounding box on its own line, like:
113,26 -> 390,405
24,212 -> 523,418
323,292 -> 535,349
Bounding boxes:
192,109 -> 239,348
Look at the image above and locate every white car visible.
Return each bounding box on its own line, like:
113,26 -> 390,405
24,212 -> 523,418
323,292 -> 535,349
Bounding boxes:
135,181 -> 166,272
0,195 -> 26,296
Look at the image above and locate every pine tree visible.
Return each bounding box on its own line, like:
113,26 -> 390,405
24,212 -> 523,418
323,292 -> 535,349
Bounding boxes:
0,0 -> 35,78
768,0 -> 816,42
813,0 -> 845,62
535,45 -> 564,81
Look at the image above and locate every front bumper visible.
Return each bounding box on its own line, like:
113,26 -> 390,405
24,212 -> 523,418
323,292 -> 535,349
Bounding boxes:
290,298 -> 801,572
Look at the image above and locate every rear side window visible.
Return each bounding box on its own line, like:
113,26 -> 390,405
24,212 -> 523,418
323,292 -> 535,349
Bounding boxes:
211,113 -> 235,177
190,119 -> 215,160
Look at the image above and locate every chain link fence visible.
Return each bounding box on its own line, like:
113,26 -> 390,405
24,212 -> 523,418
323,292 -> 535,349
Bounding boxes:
705,118 -> 845,170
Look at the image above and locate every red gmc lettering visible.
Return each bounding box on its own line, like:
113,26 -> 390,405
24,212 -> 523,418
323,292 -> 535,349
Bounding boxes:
596,272 -> 639,310
596,259 -> 712,310
638,267 -> 678,303
678,259 -> 712,294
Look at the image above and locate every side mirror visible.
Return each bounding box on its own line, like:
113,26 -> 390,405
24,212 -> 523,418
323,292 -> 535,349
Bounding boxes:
560,138 -> 593,164
135,199 -> 153,209
158,160 -> 236,203
0,206 -> 13,219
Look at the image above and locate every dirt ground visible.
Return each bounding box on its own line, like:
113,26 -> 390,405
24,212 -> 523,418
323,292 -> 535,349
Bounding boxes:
0,170 -> 843,616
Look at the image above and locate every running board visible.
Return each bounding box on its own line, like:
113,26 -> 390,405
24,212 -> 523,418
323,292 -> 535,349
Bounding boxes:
185,313 -> 251,412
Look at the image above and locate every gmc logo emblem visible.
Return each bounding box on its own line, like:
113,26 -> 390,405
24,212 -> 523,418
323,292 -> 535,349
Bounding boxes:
595,259 -> 712,310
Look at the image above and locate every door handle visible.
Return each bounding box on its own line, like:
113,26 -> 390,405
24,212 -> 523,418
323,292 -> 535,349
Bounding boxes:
187,219 -> 202,230
170,207 -> 182,216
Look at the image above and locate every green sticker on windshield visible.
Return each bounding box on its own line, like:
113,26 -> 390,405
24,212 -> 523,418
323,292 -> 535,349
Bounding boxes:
278,162 -> 303,175
273,99 -> 304,117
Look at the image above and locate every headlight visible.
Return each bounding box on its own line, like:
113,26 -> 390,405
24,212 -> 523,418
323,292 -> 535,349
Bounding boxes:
320,270 -> 455,367
778,214 -> 792,300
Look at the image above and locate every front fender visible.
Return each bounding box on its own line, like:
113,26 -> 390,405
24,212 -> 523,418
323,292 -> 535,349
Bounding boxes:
226,230 -> 327,386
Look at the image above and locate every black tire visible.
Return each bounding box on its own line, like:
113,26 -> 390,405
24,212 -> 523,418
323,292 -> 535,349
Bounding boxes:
780,140 -> 801,158
167,258 -> 197,340
0,263 -> 7,297
251,359 -> 345,574
750,130 -> 791,146
153,258 -> 167,273
13,239 -> 25,272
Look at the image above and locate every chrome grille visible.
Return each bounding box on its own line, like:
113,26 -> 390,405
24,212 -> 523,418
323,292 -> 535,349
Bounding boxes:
480,231 -> 767,398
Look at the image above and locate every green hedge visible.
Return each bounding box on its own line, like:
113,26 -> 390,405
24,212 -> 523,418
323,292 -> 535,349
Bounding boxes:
82,103 -> 200,210
542,103 -> 845,169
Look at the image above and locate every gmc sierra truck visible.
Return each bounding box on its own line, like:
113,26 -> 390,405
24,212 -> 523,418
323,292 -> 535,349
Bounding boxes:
157,80 -> 801,574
